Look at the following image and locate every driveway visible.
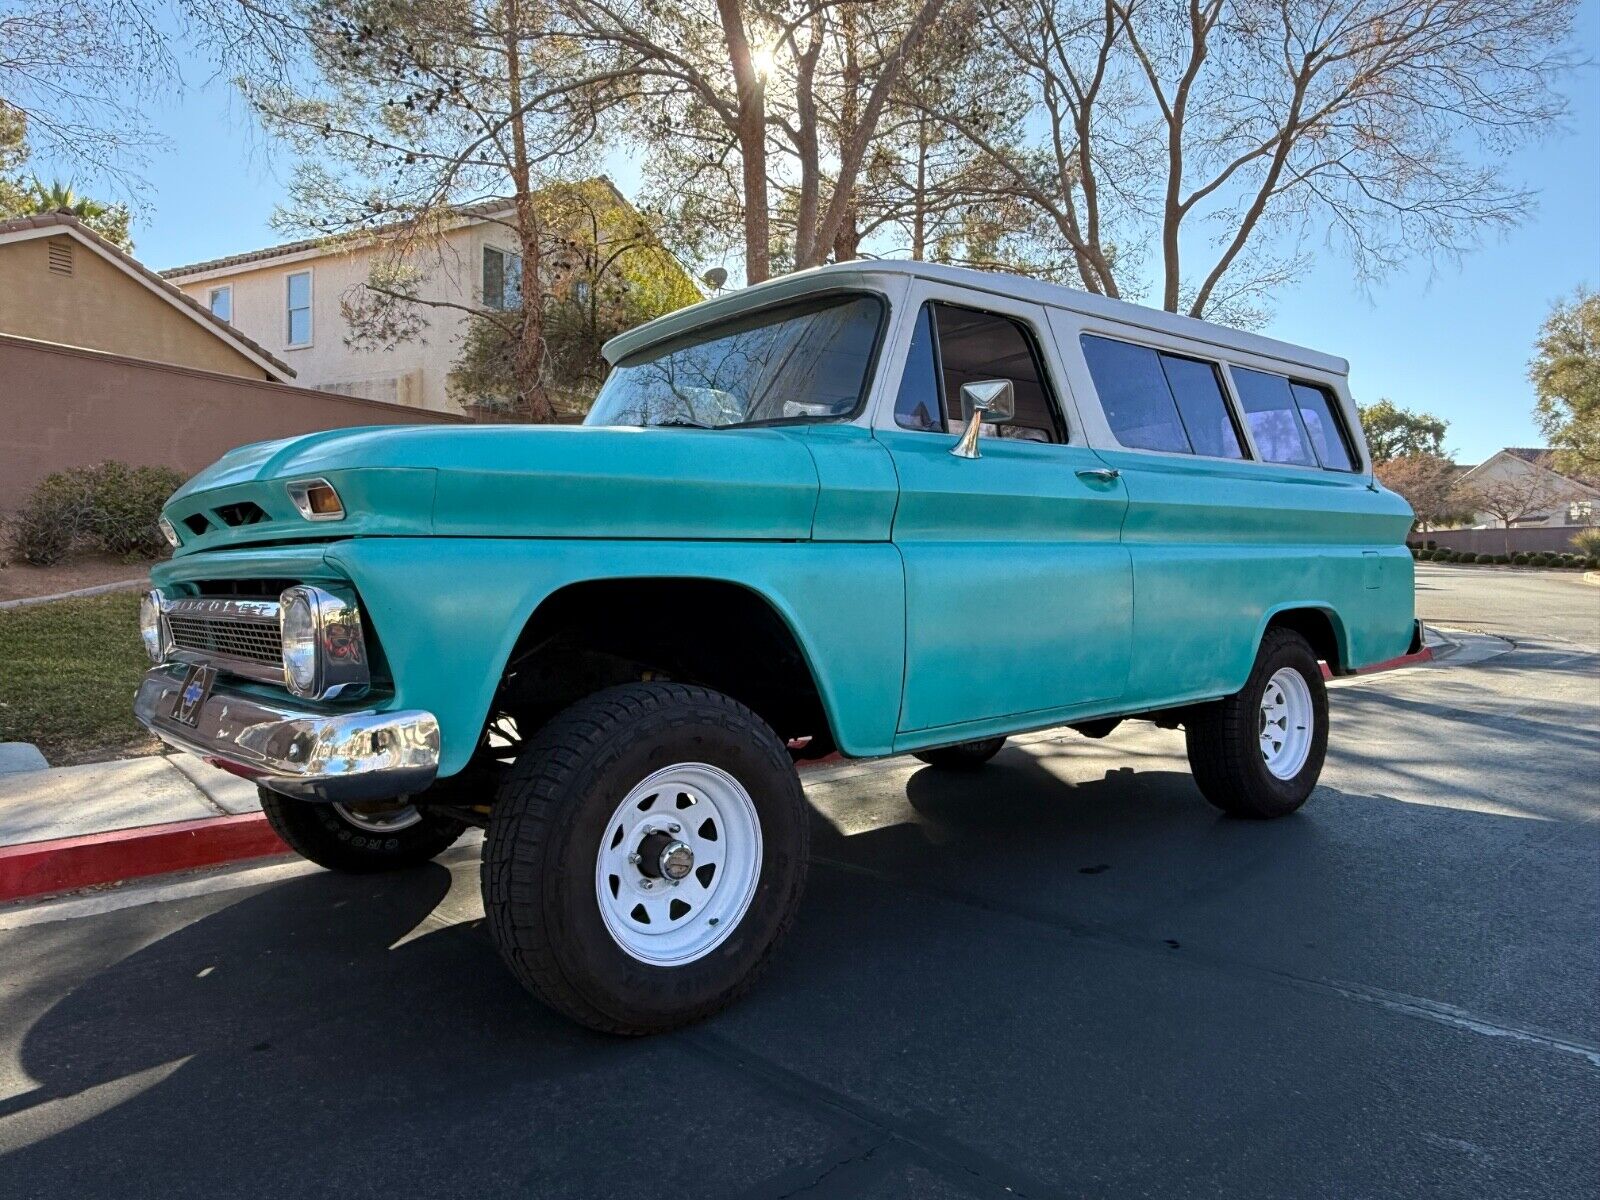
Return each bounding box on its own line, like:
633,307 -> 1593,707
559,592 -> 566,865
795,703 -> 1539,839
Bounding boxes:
0,566 -> 1595,1199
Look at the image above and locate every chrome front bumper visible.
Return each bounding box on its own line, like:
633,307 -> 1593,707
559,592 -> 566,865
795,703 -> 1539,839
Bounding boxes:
134,664 -> 439,801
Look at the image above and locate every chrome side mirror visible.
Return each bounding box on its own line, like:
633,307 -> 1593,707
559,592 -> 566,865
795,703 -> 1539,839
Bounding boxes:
950,379 -> 1016,459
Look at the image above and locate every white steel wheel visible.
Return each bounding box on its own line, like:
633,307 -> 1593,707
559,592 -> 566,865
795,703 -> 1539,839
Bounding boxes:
1259,667 -> 1314,780
594,762 -> 763,967
332,799 -> 422,833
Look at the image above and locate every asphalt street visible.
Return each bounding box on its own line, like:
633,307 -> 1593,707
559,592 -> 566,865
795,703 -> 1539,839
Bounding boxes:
0,564 -> 1595,1199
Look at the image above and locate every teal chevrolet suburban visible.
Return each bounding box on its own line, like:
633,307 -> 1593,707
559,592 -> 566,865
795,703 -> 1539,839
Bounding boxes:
135,261 -> 1417,1034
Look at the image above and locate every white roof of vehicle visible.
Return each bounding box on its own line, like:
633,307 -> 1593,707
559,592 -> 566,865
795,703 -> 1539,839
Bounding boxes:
603,260 -> 1348,377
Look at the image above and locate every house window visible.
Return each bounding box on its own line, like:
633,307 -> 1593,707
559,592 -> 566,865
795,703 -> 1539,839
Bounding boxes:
1570,500 -> 1594,523
483,246 -> 523,310
286,270 -> 312,347
208,286 -> 232,323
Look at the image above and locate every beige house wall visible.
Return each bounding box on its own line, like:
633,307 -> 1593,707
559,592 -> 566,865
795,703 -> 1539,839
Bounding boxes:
1461,451 -> 1600,528
0,236 -> 272,379
171,223 -> 525,413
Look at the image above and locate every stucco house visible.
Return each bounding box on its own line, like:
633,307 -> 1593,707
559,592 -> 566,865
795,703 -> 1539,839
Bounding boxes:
0,212 -> 294,382
161,182 -> 696,414
1457,447 -> 1600,528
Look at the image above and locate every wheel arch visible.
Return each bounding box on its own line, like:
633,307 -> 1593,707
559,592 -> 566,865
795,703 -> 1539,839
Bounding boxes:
494,573 -> 847,757
1257,603 -> 1350,674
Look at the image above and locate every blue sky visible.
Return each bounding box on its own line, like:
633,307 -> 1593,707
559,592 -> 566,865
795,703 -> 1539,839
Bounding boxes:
60,2 -> 1599,465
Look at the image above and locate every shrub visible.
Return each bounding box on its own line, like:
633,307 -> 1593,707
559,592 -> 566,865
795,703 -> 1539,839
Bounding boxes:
1530,553 -> 1552,567
1494,554 -> 1511,564
10,462 -> 185,566
1511,553 -> 1530,565
1475,553 -> 1495,564
1570,528 -> 1600,558
1416,548 -> 1434,561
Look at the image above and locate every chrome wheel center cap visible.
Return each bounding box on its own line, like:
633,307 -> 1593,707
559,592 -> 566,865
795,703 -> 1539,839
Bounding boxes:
658,839 -> 695,881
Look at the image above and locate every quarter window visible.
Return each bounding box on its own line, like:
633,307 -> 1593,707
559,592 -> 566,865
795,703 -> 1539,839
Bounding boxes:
894,303 -> 1062,443
285,271 -> 312,347
893,304 -> 943,433
1080,335 -> 1244,459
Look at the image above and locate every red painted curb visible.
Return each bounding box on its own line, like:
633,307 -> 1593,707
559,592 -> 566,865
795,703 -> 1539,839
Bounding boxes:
0,812 -> 289,904
1321,645 -> 1434,680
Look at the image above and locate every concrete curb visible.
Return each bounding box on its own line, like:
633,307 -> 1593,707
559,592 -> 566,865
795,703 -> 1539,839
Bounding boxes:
0,578 -> 145,610
0,813 -> 288,903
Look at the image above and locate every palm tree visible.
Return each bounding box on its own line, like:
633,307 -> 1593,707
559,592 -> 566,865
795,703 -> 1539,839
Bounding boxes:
24,177 -> 133,251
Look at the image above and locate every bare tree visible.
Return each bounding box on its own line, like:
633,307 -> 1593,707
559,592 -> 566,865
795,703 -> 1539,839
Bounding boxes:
1374,454 -> 1469,532
0,0 -> 299,190
563,0 -> 957,284
943,0 -> 1578,322
1461,468 -> 1563,555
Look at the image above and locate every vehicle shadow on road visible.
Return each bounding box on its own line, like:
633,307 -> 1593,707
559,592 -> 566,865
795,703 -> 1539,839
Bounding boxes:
2,748 -> 1595,1198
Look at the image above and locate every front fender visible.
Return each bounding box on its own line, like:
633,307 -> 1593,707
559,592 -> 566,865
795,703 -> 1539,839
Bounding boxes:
327,537 -> 906,776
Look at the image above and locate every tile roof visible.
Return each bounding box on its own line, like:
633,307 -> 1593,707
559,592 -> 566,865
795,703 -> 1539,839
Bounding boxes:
0,212 -> 295,380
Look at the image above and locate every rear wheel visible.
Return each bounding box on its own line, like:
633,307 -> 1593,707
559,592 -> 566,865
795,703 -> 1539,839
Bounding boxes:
913,737 -> 1007,770
258,790 -> 467,872
1184,628 -> 1328,818
482,683 -> 809,1035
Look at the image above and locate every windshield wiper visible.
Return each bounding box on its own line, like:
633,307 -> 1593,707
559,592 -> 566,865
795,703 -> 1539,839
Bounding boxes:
653,418 -> 717,429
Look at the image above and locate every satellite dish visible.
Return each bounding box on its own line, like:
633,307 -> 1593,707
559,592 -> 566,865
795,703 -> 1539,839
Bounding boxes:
701,266 -> 729,292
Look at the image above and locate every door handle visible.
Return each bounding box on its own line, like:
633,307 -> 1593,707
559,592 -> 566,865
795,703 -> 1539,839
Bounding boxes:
1076,468 -> 1120,484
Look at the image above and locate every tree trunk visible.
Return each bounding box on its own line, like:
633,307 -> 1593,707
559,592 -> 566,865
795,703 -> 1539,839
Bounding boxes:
717,0 -> 770,284
504,3 -> 554,422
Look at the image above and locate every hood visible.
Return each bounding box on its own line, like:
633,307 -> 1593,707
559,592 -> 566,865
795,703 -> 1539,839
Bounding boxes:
163,424 -> 823,554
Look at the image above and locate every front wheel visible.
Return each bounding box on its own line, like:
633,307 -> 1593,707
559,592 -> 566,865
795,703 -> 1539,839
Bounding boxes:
1184,628 -> 1328,818
258,790 -> 467,873
482,683 -> 809,1035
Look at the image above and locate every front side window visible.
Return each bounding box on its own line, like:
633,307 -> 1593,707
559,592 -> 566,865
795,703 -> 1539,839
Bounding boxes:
894,303 -> 1062,443
208,285 -> 232,323
586,294 -> 883,429
285,271 -> 311,347
483,246 -> 523,310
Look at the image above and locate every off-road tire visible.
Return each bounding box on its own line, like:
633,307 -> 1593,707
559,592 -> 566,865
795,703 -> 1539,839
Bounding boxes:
1184,628 -> 1328,819
258,789 -> 467,872
482,683 -> 809,1035
913,736 -> 1007,770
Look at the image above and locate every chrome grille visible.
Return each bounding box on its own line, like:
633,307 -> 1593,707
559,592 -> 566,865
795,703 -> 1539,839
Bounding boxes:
164,597 -> 283,681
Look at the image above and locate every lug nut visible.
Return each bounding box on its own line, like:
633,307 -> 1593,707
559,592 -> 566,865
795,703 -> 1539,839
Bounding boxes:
668,824 -> 681,834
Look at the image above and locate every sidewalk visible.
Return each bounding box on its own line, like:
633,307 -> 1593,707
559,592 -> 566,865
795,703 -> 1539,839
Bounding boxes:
0,754 -> 282,902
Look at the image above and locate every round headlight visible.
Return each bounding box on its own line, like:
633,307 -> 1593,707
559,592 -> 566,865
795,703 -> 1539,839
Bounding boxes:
157,515 -> 180,549
280,589 -> 319,696
138,590 -> 166,662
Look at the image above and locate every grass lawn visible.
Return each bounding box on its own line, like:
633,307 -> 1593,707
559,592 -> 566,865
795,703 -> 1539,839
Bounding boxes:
0,591 -> 158,765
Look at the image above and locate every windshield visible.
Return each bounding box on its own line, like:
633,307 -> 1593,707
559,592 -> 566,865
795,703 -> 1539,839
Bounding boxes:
586,294 -> 884,429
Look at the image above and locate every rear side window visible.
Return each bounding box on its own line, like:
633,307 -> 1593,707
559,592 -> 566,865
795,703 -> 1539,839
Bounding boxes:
1080,335 -> 1245,459
894,303 -> 1062,443
1230,368 -> 1317,467
1231,367 -> 1357,471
